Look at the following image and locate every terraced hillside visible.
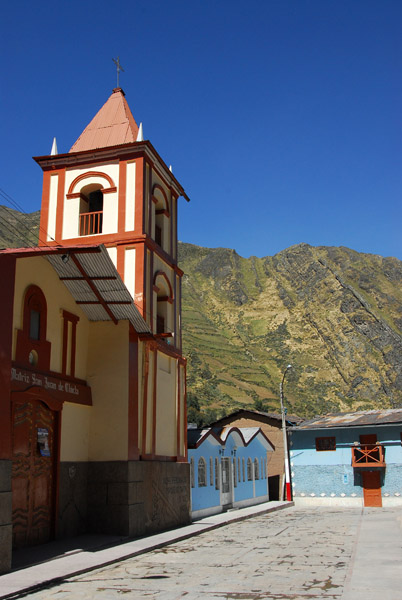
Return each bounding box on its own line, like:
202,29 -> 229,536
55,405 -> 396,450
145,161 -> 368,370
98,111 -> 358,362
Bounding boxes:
180,242 -> 402,423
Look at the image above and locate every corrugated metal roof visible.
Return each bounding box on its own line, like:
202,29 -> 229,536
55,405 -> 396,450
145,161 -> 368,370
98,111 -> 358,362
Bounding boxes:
209,408 -> 303,427
187,428 -> 217,448
293,409 -> 402,430
70,88 -> 139,152
46,245 -> 151,333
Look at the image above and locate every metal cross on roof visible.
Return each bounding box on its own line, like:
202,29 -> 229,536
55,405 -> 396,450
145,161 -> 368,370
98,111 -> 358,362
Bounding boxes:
112,56 -> 125,87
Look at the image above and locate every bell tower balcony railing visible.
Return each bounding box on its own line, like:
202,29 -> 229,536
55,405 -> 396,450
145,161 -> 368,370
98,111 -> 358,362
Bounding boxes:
351,444 -> 385,468
80,211 -> 103,236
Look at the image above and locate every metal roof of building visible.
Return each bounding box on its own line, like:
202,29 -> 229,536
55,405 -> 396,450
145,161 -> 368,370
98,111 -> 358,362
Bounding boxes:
187,428 -> 212,448
69,88 -> 139,153
0,243 -> 150,334
46,245 -> 151,333
293,409 -> 402,430
209,408 -> 303,427
219,426 -> 259,443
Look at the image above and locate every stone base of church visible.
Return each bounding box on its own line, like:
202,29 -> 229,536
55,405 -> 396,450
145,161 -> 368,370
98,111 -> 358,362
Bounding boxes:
58,462 -> 89,539
58,460 -> 191,539
0,460 -> 12,574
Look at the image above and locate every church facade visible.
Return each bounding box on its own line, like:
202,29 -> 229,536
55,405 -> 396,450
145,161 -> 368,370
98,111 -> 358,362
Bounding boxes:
0,88 -> 190,572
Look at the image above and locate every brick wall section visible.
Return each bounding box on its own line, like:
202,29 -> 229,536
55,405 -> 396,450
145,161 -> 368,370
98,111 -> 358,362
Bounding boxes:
58,462 -> 88,539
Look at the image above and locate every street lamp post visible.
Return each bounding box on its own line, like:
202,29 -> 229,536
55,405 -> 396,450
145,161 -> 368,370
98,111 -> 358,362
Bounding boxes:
280,364 -> 292,501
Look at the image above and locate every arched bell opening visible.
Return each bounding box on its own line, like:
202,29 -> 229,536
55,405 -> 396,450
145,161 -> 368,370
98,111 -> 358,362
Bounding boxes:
79,184 -> 104,236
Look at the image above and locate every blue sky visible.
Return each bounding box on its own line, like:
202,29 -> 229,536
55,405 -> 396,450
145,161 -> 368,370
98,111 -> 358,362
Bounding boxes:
1,0 -> 401,259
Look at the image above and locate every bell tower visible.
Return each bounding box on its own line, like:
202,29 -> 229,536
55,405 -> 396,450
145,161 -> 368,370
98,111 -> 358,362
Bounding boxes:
35,88 -> 189,352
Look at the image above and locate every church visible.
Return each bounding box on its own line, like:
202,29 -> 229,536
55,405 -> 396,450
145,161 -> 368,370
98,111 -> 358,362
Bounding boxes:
0,87 -> 190,572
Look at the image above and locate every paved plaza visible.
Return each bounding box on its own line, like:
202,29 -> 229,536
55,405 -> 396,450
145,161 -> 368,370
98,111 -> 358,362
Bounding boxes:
3,506 -> 402,599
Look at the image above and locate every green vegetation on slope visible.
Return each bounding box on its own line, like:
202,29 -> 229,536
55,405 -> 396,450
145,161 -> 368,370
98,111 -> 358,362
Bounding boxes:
180,242 -> 402,422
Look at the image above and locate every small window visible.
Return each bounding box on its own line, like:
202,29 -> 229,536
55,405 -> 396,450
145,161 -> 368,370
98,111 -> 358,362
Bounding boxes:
316,437 -> 336,451
254,458 -> 259,480
198,457 -> 207,487
155,224 -> 162,247
152,184 -> 170,252
61,310 -> 80,377
242,457 -> 246,482
156,314 -> 165,334
247,458 -> 253,481
29,309 -> 41,340
215,458 -> 220,490
154,272 -> 173,337
16,285 -> 50,371
210,457 -> 213,486
238,457 -> 241,482
233,458 -> 237,487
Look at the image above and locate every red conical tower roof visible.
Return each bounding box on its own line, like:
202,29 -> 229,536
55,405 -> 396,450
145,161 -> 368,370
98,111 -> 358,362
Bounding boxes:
69,88 -> 139,152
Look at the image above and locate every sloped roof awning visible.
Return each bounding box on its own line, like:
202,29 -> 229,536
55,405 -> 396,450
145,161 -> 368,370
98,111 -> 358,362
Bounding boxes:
44,245 -> 150,333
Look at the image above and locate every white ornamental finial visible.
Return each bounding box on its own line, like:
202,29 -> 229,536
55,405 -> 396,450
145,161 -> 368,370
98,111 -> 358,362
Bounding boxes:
50,137 -> 58,155
136,123 -> 144,142
169,165 -> 173,172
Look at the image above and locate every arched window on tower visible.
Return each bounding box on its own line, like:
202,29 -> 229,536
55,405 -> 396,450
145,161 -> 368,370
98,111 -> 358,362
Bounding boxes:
79,184 -> 104,236
151,185 -> 170,253
153,272 -> 173,339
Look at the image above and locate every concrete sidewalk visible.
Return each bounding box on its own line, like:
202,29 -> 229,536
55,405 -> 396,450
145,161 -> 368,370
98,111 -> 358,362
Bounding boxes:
342,507 -> 402,600
0,501 -> 292,599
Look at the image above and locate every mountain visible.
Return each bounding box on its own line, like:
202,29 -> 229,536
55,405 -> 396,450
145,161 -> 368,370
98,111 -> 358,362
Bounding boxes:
179,242 -> 402,423
0,206 -> 40,249
1,206 -> 401,421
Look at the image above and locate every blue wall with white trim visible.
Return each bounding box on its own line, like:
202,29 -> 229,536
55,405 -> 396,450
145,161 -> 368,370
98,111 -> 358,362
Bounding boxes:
289,425 -> 402,500
189,431 -> 269,514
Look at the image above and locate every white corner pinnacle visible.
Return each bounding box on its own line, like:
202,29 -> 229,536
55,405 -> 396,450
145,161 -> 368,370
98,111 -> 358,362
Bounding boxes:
136,123 -> 144,142
169,165 -> 173,172
50,137 -> 58,155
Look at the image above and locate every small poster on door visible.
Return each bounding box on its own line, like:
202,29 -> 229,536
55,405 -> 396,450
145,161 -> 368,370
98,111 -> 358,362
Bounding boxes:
37,428 -> 50,456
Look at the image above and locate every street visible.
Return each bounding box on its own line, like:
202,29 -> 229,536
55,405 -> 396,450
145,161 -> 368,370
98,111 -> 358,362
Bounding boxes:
12,507 -> 402,599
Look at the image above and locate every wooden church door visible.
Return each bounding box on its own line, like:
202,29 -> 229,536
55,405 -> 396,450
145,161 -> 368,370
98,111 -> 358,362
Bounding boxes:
11,395 -> 58,548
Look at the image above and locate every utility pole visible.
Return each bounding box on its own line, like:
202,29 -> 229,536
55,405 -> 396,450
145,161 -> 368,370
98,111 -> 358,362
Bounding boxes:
280,364 -> 292,501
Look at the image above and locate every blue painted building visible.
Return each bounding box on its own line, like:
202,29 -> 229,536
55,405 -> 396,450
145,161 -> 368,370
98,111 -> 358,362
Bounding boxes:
289,409 -> 402,507
188,426 -> 274,519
